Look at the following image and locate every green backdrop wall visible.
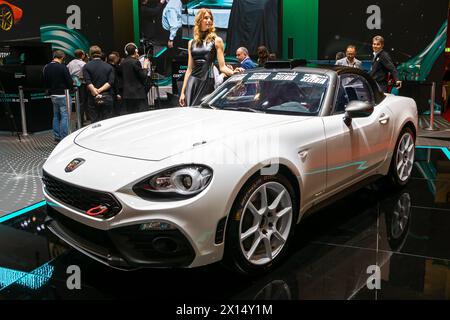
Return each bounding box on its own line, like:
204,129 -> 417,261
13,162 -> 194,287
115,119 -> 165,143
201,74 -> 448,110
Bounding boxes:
282,0 -> 319,60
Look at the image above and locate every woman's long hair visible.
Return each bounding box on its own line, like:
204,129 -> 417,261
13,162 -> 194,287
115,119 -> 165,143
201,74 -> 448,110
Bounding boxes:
193,8 -> 217,45
257,46 -> 269,66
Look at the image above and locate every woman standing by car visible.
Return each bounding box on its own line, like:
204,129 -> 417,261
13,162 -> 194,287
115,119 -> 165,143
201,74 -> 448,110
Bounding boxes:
179,8 -> 241,107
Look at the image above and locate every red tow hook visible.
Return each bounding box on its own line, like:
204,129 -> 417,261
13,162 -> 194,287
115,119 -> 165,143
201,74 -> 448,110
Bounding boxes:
86,205 -> 109,217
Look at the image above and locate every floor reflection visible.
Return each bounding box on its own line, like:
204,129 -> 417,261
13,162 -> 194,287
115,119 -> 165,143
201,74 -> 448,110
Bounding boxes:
0,147 -> 449,300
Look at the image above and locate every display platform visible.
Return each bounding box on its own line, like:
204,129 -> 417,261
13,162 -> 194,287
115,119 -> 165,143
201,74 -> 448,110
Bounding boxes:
0,142 -> 448,300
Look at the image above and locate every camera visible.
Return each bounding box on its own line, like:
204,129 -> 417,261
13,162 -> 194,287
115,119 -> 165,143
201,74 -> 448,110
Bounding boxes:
139,38 -> 155,58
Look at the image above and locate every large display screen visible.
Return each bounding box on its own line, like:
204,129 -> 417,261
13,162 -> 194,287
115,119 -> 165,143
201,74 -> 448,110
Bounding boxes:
139,0 -> 280,58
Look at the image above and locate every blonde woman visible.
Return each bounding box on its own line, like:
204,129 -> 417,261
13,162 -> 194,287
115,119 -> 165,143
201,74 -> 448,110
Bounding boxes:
179,8 -> 241,107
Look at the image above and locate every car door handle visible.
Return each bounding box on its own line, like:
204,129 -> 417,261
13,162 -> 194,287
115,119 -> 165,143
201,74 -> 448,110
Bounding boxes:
379,114 -> 390,125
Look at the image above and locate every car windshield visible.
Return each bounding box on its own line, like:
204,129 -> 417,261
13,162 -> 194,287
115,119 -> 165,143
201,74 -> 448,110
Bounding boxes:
204,71 -> 329,116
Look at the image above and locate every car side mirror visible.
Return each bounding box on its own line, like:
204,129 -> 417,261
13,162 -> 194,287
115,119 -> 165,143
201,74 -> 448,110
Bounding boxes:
343,100 -> 374,126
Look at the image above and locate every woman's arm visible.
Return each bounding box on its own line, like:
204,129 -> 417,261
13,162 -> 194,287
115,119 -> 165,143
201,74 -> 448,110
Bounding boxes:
179,40 -> 194,106
215,37 -> 236,77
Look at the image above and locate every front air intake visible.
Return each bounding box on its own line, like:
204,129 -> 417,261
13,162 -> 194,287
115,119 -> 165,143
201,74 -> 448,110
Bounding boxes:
42,171 -> 122,218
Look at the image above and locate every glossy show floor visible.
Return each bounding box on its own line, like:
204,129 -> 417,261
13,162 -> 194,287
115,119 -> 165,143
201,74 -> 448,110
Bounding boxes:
0,132 -> 449,300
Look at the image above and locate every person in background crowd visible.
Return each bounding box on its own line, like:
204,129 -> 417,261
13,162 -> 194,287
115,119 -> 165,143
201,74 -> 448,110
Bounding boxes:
138,46 -> 153,96
67,49 -> 86,85
111,51 -> 125,111
120,43 -> 150,114
335,45 -> 362,69
161,0 -> 182,76
179,8 -> 240,107
236,47 -> 257,69
162,0 -> 182,49
107,53 -> 122,116
369,35 -> 402,92
110,51 -> 122,65
257,45 -> 270,66
268,53 -> 277,61
83,45 -> 115,122
82,52 -> 90,63
43,50 -> 73,143
67,49 -> 89,126
140,0 -> 165,43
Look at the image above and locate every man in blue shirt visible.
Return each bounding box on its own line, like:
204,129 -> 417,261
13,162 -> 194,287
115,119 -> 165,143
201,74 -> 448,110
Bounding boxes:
162,0 -> 182,49
236,47 -> 258,70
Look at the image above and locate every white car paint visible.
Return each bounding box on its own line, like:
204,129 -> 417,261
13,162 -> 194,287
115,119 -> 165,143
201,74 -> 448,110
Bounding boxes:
42,67 -> 418,270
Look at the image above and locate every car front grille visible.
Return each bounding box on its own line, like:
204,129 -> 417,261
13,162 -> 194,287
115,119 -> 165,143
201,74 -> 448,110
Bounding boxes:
42,170 -> 122,218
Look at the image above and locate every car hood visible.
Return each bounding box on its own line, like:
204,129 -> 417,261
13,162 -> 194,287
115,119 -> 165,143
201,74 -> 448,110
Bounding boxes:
74,108 -> 309,161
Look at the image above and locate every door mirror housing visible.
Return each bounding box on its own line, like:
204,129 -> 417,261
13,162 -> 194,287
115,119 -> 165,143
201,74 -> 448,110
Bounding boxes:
343,100 -> 374,126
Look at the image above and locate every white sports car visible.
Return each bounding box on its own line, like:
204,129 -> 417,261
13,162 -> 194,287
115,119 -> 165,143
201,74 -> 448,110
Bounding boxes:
42,63 -> 418,275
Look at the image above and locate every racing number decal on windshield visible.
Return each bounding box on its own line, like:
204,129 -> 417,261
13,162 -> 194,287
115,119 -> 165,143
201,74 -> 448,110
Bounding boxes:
229,74 -> 247,82
249,73 -> 271,80
272,73 -> 298,81
300,74 -> 328,85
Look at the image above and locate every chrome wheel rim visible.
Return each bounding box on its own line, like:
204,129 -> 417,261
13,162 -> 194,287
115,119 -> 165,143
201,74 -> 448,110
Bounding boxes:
254,280 -> 292,300
239,182 -> 293,265
391,193 -> 411,239
0,7 -> 13,31
395,132 -> 415,182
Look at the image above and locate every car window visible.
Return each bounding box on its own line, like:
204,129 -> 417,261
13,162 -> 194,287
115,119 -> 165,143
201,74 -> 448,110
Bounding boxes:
333,84 -> 349,114
335,74 -> 374,113
206,72 -> 329,116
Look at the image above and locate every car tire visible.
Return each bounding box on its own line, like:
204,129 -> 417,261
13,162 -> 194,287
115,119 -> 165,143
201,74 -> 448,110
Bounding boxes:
386,127 -> 415,188
383,192 -> 411,251
223,174 -> 298,276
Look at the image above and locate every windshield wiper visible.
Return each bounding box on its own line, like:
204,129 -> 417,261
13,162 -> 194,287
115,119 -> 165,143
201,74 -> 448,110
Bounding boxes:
222,106 -> 265,113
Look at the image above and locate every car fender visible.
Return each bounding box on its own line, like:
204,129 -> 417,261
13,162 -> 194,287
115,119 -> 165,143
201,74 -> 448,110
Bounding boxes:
379,96 -> 418,175
222,156 -> 304,228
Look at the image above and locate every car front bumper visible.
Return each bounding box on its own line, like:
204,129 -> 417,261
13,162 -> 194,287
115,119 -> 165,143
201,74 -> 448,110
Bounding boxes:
42,143 -> 248,269
45,204 -> 197,270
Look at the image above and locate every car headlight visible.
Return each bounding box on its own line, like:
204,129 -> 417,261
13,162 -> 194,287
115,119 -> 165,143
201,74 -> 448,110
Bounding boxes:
133,165 -> 213,199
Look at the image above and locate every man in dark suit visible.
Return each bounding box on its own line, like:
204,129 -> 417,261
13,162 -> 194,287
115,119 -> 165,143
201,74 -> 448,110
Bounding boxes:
369,35 -> 402,92
83,46 -> 115,123
119,43 -> 150,114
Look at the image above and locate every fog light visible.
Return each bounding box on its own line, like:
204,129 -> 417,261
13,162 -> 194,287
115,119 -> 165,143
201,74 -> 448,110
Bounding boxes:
139,221 -> 176,231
